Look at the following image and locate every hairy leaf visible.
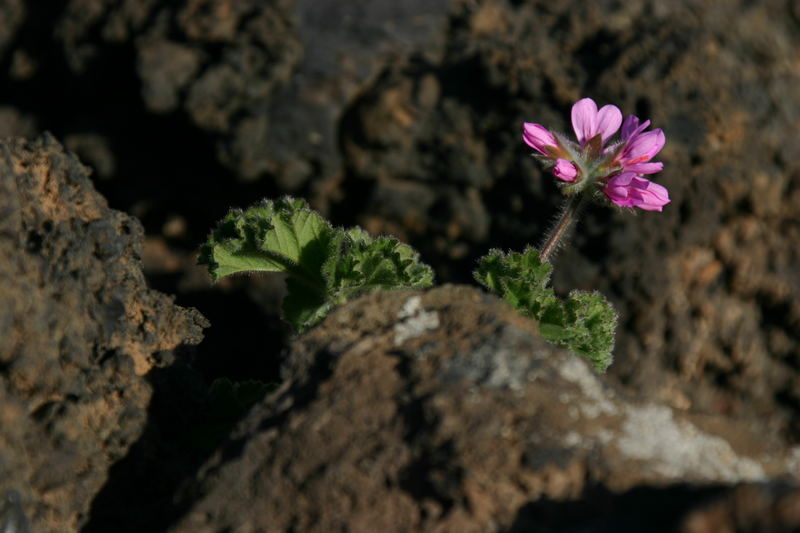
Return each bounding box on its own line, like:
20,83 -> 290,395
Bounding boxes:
474,247 -> 616,371
200,197 -> 434,332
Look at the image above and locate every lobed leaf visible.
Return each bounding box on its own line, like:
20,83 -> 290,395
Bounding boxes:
200,197 -> 434,333
474,247 -> 616,371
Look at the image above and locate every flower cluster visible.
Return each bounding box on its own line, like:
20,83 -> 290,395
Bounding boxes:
523,98 -> 669,211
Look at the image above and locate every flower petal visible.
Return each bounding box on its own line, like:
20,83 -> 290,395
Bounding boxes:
603,173 -> 670,210
522,123 -> 557,154
624,161 -> 664,174
604,185 -> 634,207
553,159 -> 578,182
608,172 -> 636,187
632,177 -> 670,210
596,105 -> 622,143
623,129 -> 665,163
621,115 -> 638,140
634,194 -> 669,211
621,115 -> 650,141
571,98 -> 598,145
603,172 -> 636,206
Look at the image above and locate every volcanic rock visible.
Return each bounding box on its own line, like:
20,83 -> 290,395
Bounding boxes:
0,134 -> 207,532
170,286 -> 798,533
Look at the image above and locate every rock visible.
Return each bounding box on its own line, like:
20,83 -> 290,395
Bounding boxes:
50,0 -> 451,184
506,482 -> 800,532
675,483 -> 800,533
0,107 -> 37,140
169,286 -> 798,533
334,0 -> 800,443
0,134 -> 207,533
9,1 -> 797,445
0,0 -> 24,61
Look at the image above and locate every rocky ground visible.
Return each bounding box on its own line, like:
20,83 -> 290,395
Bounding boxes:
0,0 -> 799,532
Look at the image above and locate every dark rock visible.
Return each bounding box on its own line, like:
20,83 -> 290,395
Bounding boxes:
49,0 -> 451,186
333,0 -> 800,444
0,0 -> 24,61
0,134 -> 207,532
0,490 -> 30,533
0,107 -> 36,140
674,483 -> 800,533
169,286 -> 798,533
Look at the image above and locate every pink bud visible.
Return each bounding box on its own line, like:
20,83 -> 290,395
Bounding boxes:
522,123 -> 557,155
553,159 -> 578,182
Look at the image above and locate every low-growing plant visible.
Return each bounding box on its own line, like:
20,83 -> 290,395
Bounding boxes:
200,98 -> 669,373
474,247 -> 616,371
199,197 -> 434,333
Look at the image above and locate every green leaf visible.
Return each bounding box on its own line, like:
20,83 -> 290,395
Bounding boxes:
200,196 -> 434,333
560,290 -> 617,370
474,246 -> 616,371
282,277 -> 332,331
326,235 -> 435,306
199,198 -> 331,282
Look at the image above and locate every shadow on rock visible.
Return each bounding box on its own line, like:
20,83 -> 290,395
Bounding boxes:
508,482 -> 800,533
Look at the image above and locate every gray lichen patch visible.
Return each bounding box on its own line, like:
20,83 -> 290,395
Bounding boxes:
393,295 -> 440,346
557,356 -> 618,418
442,326 -> 544,390
616,404 -> 765,483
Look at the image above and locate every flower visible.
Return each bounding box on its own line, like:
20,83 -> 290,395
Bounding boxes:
603,172 -> 670,211
522,97 -> 669,212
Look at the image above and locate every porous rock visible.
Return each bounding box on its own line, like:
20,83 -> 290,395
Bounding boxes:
0,134 -> 207,532
50,0 -> 449,184
336,0 -> 800,445
170,286 -> 798,533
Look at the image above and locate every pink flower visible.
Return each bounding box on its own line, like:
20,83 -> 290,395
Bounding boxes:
571,98 -> 622,146
521,98 -> 669,213
616,115 -> 665,175
522,123 -> 557,154
603,172 -> 670,211
553,158 -> 577,182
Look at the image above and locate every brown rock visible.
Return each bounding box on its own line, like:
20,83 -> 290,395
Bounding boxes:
333,0 -> 800,444
0,134 -> 207,532
0,0 -> 24,61
170,286 -> 797,533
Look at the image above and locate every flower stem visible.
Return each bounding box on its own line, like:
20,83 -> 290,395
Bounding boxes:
539,193 -> 588,262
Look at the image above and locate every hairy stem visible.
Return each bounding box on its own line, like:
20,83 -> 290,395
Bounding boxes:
539,193 -> 588,262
